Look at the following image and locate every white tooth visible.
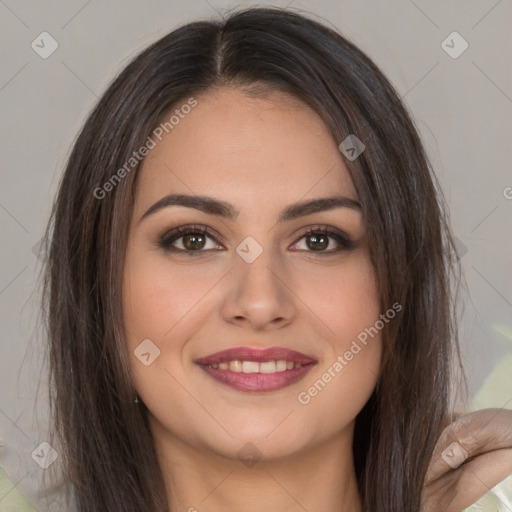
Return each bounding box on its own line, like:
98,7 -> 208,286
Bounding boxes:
286,361 -> 294,370
219,362 -> 229,370
230,360 -> 243,372
211,363 -> 219,369
260,361 -> 277,373
242,361 -> 260,373
295,363 -> 302,369
276,360 -> 287,372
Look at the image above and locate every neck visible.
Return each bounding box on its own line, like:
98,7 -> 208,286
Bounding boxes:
151,420 -> 362,512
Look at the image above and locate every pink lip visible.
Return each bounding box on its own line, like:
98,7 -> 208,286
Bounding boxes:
195,346 -> 317,393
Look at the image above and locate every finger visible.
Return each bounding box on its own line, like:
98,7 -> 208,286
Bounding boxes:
426,408 -> 512,483
453,447 -> 512,509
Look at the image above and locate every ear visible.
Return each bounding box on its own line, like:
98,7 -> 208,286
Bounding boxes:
421,408 -> 512,512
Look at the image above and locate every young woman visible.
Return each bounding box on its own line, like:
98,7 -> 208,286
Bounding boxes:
41,7 -> 512,512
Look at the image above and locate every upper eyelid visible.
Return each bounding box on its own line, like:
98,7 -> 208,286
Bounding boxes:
159,224 -> 221,243
159,224 -> 350,248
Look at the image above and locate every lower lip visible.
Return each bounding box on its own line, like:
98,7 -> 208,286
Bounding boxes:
198,364 -> 316,392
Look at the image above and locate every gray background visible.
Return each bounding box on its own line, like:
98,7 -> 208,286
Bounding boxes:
1,1 -> 511,510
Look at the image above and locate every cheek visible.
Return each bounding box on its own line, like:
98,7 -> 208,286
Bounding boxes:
292,252 -> 381,429
122,250 -> 221,344
122,251 -> 209,429
292,250 -> 380,343
122,247 -> 226,413
296,346 -> 380,445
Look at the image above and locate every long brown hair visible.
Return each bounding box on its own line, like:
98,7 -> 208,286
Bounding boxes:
42,7 -> 464,511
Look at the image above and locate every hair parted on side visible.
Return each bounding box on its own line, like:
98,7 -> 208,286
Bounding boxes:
41,6 -> 464,511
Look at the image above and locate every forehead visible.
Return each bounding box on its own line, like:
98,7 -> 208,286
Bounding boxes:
134,87 -> 357,216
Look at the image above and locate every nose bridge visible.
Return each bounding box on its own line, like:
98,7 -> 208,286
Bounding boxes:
234,235 -> 283,295
223,234 -> 295,328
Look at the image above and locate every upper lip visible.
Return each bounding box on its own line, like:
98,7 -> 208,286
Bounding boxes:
194,346 -> 317,366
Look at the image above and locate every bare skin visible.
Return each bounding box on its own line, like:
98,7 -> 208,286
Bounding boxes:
122,87 -> 381,511
422,408 -> 512,511
122,86 -> 512,511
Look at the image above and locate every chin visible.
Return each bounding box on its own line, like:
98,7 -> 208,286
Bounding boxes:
208,437 -> 307,465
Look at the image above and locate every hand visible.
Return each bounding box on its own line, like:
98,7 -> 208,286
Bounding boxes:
421,408 -> 512,512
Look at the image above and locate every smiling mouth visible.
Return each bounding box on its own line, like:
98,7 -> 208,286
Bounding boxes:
206,359 -> 304,372
194,346 -> 317,392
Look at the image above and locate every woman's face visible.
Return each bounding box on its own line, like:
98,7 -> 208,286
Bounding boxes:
122,87 -> 382,461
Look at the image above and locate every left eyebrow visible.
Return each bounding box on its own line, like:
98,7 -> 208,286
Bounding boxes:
279,195 -> 361,221
138,193 -> 361,224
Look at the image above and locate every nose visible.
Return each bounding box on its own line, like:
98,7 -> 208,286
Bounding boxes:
220,242 -> 297,331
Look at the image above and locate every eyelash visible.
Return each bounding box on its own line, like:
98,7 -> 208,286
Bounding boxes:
157,224 -> 354,256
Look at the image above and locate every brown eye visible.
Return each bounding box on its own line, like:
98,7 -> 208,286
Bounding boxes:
305,232 -> 330,251
158,225 -> 223,255
181,232 -> 207,250
291,227 -> 353,254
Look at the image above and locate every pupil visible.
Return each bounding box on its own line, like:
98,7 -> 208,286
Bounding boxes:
307,234 -> 328,251
184,233 -> 205,250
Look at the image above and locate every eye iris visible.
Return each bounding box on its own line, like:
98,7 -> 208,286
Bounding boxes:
306,233 -> 329,251
183,233 -> 206,250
